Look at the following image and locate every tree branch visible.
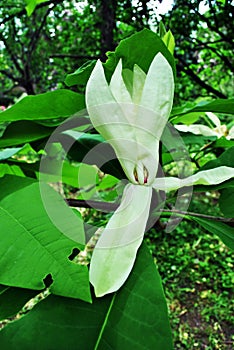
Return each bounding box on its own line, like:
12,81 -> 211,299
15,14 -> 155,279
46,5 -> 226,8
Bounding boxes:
66,198 -> 234,223
193,39 -> 234,72
176,54 -> 227,99
66,198 -> 118,212
0,0 -> 64,25
160,209 -> 234,223
0,69 -> 19,82
49,54 -> 99,59
28,6 -> 52,56
0,33 -> 24,75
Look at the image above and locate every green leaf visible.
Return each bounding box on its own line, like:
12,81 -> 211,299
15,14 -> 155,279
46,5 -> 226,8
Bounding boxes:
0,175 -> 91,302
219,188 -> 234,217
104,28 -> 176,81
0,164 -> 25,178
171,99 -> 234,120
191,217 -> 234,250
214,137 -> 234,148
158,21 -> 167,37
0,121 -> 52,147
162,30 -> 175,55
0,90 -> 85,122
39,157 -> 98,189
0,285 -> 38,319
65,60 -> 97,87
25,0 -> 49,16
65,29 -> 175,87
98,174 -> 119,190
0,243 -> 173,349
200,147 -> 234,170
57,131 -> 125,179
171,112 -> 204,125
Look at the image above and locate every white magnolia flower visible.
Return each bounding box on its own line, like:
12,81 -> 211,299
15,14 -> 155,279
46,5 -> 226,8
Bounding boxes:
175,112 -> 234,140
86,53 -> 234,297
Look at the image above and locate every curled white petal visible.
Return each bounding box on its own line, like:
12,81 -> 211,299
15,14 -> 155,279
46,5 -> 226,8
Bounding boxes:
89,184 -> 152,297
206,112 -> 221,127
227,125 -> 234,140
175,124 -> 218,137
152,166 -> 234,191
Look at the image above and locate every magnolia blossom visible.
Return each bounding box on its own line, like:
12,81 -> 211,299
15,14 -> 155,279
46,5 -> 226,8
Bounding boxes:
86,53 -> 234,297
175,112 -> 234,140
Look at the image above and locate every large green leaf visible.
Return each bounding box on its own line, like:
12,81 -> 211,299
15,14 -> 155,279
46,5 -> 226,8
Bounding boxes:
200,147 -> 234,170
191,217 -> 234,250
0,90 -> 85,123
219,188 -> 234,217
39,157 -> 99,189
0,121 -> 52,147
0,243 -> 173,349
65,29 -> 175,87
0,285 -> 39,320
57,131 -> 125,179
171,99 -> 234,120
0,175 -> 91,302
104,28 -> 175,80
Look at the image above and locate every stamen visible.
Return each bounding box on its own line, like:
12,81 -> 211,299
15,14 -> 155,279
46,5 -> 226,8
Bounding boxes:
143,166 -> 148,184
133,168 -> 139,182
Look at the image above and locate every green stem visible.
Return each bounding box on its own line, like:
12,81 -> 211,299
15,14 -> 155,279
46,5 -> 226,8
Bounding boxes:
94,293 -> 117,350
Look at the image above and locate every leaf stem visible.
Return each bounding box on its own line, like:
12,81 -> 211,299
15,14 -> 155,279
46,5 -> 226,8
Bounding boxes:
94,293 -> 116,350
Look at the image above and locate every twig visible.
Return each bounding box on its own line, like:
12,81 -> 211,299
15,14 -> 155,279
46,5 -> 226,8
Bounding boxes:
66,198 -> 118,212
66,198 -> 234,223
49,54 -> 99,60
0,0 -> 64,25
160,209 -> 234,223
176,54 -> 227,99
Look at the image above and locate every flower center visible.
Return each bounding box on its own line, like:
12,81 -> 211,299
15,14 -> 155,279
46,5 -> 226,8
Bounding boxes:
133,166 -> 149,185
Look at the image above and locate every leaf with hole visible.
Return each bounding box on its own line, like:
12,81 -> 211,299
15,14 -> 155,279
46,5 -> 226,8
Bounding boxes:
0,243 -> 173,349
0,175 -> 91,302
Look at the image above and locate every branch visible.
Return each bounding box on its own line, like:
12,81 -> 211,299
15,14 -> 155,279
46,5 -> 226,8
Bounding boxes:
187,4 -> 233,46
176,54 -> 227,99
193,39 -> 234,72
66,198 -> 118,212
0,69 -> 19,82
49,54 -> 99,59
0,0 -> 64,25
0,33 -> 24,75
28,6 -> 52,56
66,198 -> 234,223
160,209 -> 234,223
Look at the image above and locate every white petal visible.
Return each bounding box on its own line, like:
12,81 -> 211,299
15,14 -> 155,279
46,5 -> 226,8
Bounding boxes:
89,184 -> 152,297
86,60 -> 138,182
175,124 -> 218,137
206,112 -> 221,127
228,125 -> 234,139
132,64 -> 146,105
139,52 -> 174,139
131,53 -> 174,182
152,166 -> 234,191
109,59 -> 132,105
